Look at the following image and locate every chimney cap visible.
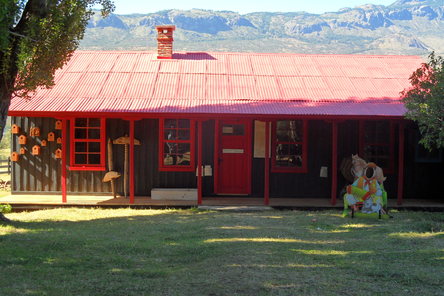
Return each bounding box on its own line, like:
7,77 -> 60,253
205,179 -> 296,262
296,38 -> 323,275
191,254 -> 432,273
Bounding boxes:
156,25 -> 176,31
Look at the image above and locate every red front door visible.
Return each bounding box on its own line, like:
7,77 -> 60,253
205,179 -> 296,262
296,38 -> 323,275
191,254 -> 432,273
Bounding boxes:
216,120 -> 252,195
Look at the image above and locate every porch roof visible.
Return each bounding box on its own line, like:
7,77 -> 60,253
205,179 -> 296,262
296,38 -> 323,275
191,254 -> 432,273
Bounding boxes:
9,51 -> 422,117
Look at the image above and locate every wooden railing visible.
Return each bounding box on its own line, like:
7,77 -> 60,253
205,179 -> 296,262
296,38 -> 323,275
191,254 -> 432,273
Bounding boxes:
0,157 -> 11,175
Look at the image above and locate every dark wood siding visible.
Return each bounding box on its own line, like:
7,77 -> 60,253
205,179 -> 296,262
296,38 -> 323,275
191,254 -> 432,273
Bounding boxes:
252,120 -> 332,198
337,120 -> 399,199
12,117 -> 110,194
11,116 -> 441,201
201,120 -> 215,195
134,119 -> 198,195
11,117 -> 211,196
11,117 -> 61,193
403,122 -> 444,199
336,120 -> 360,199
269,120 -> 332,198
251,119 -> 412,200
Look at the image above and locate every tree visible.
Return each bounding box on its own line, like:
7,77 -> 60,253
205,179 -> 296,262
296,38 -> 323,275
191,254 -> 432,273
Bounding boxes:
402,52 -> 444,150
0,204 -> 12,222
0,0 -> 114,222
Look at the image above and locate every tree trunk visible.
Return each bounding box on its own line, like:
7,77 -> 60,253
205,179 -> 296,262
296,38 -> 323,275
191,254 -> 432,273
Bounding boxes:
0,35 -> 19,225
0,212 -> 11,223
0,89 -> 13,224
0,42 -> 18,144
0,98 -> 11,144
0,0 -> 65,224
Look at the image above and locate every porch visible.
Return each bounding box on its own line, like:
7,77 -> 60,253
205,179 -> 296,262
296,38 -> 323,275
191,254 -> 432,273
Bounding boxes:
1,194 -> 443,211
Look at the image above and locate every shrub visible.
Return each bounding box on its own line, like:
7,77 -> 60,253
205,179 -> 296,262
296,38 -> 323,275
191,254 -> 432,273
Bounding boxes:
0,204 -> 12,214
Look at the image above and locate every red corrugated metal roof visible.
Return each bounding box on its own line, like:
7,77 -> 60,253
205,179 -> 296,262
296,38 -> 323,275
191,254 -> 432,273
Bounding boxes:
9,51 -> 423,117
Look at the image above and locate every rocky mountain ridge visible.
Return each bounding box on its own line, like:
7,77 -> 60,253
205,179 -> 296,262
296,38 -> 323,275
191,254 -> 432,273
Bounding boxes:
80,0 -> 444,56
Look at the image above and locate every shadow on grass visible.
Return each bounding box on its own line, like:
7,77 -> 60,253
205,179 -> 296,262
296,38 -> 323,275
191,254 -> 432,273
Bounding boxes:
0,209 -> 443,296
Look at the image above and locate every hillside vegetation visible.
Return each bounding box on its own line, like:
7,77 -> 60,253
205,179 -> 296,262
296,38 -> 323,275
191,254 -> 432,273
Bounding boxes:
80,0 -> 444,56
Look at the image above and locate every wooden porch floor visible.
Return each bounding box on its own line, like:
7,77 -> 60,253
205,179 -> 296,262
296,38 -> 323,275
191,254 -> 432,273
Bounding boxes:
1,194 -> 443,210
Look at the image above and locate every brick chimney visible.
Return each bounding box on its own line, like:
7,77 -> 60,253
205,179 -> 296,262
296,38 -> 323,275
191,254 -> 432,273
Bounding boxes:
156,25 -> 176,59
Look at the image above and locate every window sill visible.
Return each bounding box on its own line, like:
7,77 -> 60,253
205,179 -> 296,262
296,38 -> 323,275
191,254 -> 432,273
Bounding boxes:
69,166 -> 106,171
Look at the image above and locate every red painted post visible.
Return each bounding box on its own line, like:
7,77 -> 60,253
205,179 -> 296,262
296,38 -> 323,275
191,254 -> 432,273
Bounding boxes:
331,121 -> 338,205
397,122 -> 405,205
129,119 -> 135,204
61,119 -> 67,203
197,120 -> 203,205
264,121 -> 270,205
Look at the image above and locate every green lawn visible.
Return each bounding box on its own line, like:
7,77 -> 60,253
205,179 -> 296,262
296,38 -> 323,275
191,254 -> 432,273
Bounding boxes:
1,208 -> 443,296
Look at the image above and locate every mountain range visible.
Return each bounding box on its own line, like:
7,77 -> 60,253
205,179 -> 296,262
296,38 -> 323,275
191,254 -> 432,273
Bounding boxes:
80,0 -> 444,56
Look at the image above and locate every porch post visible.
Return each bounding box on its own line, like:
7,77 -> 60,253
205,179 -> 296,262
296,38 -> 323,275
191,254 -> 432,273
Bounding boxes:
61,119 -> 68,203
397,121 -> 405,205
129,119 -> 135,204
331,121 -> 338,205
197,120 -> 203,205
264,121 -> 270,205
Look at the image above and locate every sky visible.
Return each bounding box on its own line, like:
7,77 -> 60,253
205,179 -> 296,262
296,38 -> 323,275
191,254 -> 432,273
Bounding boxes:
110,0 -> 398,15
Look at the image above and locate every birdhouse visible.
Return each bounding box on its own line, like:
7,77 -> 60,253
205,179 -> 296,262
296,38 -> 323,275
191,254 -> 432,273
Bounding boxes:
56,137 -> 62,144
12,124 -> 20,134
55,148 -> 62,159
11,152 -> 19,162
48,132 -> 55,142
41,139 -> 47,147
30,127 -> 40,137
55,120 -> 62,130
19,135 -> 27,145
20,147 -> 26,155
32,145 -> 41,156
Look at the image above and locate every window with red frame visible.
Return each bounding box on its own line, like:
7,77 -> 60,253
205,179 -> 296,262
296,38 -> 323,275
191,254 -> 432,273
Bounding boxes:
272,120 -> 307,172
70,118 -> 105,170
360,120 -> 393,172
159,119 -> 195,171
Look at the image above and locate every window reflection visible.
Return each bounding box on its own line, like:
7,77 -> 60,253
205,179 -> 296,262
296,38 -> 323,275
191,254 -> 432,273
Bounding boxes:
275,120 -> 304,169
162,119 -> 192,167
362,121 -> 390,169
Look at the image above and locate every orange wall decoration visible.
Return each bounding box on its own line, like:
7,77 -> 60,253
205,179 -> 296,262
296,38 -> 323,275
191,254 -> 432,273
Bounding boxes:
32,145 -> 41,155
48,132 -> 55,142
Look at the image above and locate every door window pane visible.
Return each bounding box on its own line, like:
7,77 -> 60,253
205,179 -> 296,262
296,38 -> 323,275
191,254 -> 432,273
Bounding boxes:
222,124 -> 244,135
